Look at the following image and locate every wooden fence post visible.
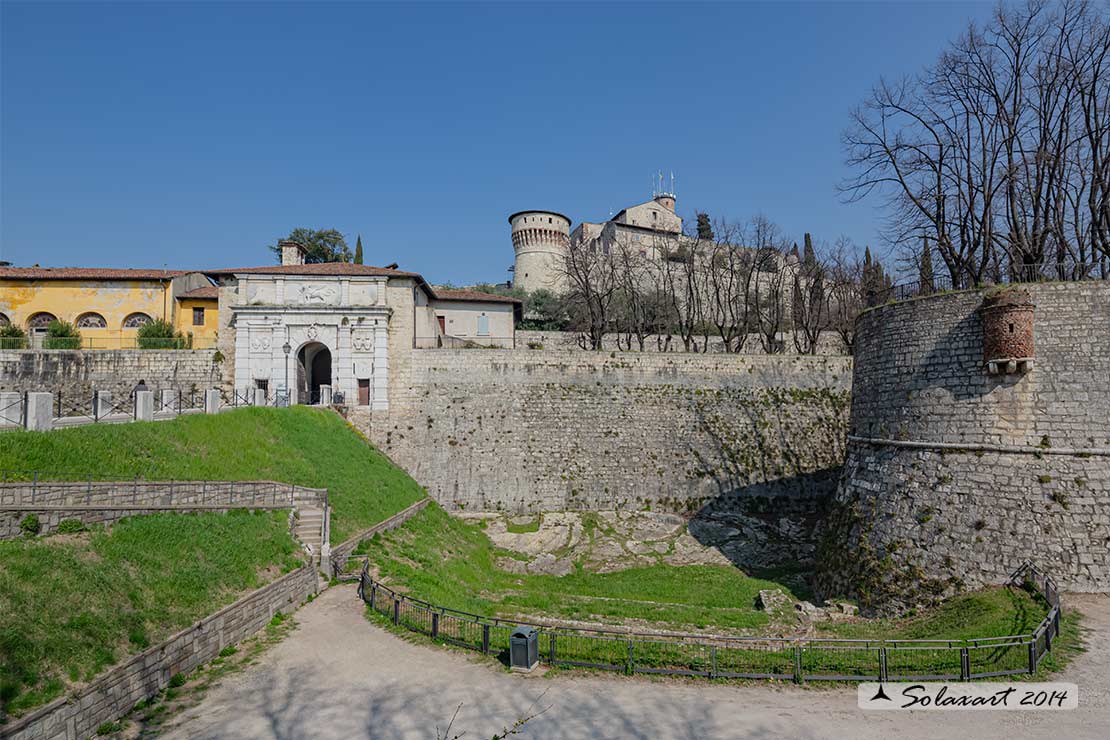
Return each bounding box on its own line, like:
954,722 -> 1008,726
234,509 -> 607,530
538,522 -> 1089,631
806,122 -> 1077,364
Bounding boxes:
793,645 -> 802,684
482,624 -> 490,654
393,597 -> 400,625
431,612 -> 439,640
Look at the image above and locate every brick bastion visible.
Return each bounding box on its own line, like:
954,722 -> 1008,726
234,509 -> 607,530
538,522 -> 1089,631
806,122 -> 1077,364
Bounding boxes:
816,281 -> 1110,611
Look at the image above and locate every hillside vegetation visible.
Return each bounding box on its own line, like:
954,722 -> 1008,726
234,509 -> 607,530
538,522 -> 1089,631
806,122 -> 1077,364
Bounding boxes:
0,406 -> 426,543
0,510 -> 301,718
359,504 -> 1057,645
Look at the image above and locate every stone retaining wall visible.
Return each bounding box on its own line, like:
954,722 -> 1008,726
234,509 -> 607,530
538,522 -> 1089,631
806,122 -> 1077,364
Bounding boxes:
362,350 -> 852,513
0,480 -> 326,539
515,329 -> 849,355
329,498 -> 430,575
0,564 -> 317,740
0,349 -> 221,401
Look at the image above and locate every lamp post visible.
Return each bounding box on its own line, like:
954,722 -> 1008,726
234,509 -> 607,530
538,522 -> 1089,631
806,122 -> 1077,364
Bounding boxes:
282,340 -> 292,405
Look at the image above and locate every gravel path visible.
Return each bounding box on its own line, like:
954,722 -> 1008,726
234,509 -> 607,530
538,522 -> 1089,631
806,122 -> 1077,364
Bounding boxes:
161,585 -> 1108,739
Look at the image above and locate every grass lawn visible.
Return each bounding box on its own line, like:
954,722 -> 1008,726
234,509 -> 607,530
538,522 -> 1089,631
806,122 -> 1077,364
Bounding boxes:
0,510 -> 302,718
0,406 -> 426,543
359,504 -> 800,632
359,504 -> 1057,643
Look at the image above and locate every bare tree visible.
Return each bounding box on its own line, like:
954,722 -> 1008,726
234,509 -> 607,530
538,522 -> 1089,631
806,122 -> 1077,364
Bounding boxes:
559,238 -> 621,350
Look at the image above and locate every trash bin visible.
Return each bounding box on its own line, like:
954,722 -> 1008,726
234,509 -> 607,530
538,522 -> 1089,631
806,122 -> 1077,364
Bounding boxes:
510,626 -> 539,672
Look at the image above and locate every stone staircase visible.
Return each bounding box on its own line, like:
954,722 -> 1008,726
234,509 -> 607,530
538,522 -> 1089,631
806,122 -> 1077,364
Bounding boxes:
294,506 -> 326,557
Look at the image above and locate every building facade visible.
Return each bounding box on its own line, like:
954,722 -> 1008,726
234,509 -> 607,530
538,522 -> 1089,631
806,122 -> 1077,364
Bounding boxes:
0,240 -> 520,409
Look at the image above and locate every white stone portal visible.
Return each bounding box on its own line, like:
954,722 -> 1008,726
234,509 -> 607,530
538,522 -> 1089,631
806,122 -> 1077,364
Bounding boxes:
229,274 -> 391,410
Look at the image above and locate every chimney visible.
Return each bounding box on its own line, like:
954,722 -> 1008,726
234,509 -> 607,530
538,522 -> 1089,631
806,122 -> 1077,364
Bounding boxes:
280,240 -> 307,266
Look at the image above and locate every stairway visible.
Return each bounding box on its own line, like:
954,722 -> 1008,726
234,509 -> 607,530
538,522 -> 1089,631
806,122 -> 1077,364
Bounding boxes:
294,507 -> 325,559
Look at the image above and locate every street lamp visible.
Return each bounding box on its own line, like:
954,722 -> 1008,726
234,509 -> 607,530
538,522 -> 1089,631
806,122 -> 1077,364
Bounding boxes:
282,340 -> 292,405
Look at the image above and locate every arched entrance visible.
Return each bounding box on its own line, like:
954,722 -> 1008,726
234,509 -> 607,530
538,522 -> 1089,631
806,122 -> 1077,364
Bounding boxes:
296,342 -> 332,404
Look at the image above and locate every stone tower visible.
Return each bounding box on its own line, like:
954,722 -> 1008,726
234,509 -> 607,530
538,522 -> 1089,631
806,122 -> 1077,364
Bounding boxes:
509,210 -> 571,293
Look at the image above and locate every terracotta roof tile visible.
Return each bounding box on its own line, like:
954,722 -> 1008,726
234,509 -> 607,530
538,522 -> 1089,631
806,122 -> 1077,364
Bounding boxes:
0,267 -> 186,280
205,263 -> 423,279
434,289 -> 522,304
177,286 -> 218,299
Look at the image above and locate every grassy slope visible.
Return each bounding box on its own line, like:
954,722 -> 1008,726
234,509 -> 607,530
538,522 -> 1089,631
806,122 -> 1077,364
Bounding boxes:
362,505 -> 1052,641
0,406 -> 426,543
0,510 -> 302,717
360,505 -> 794,631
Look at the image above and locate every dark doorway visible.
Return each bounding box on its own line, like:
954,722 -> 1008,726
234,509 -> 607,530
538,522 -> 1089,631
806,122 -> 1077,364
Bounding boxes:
358,378 -> 370,406
296,342 -> 332,404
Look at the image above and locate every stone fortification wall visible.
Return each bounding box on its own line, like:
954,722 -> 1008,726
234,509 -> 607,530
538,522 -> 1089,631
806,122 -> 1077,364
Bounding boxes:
363,350 -> 852,513
819,282 -> 1110,610
0,349 -> 221,401
516,330 -> 849,355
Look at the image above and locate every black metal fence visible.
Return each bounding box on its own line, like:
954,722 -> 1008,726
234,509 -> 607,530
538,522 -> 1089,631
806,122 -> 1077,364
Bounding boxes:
356,561 -> 1062,682
870,260 -> 1108,307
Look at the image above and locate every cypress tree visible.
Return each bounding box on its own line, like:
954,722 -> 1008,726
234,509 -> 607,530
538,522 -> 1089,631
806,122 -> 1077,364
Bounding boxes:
803,233 -> 816,267
354,235 -> 364,265
696,213 -> 714,240
919,235 -> 934,293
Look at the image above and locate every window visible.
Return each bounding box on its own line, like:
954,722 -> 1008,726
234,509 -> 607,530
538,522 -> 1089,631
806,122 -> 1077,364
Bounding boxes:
193,307 -> 205,326
27,312 -> 57,332
76,312 -> 107,328
477,314 -> 490,336
122,312 -> 153,329
0,313 -> 9,327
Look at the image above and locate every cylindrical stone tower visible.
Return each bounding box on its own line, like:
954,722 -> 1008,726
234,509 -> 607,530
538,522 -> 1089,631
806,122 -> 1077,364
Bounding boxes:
980,287 -> 1035,374
509,210 -> 571,293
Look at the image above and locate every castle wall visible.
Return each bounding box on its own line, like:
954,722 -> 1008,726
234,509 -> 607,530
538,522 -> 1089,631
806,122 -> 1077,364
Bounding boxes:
362,350 -> 852,513
0,349 -> 221,403
819,282 -> 1110,610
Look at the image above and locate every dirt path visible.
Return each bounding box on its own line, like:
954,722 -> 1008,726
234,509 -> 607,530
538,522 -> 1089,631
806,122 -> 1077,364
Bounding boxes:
160,585 -> 1107,739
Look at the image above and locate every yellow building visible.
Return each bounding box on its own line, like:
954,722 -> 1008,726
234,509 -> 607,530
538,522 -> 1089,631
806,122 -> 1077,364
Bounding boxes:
0,267 -> 216,349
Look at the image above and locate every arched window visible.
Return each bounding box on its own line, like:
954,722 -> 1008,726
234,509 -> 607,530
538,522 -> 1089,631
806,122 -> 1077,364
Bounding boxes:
76,312 -> 107,328
0,313 -> 9,327
27,312 -> 57,330
122,312 -> 153,329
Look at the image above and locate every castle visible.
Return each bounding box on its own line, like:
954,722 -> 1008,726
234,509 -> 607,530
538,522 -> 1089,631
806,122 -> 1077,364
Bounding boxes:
510,189 -> 682,293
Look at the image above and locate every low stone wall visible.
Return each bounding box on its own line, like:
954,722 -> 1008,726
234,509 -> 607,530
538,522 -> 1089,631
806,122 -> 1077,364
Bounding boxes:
0,349 -> 222,401
330,498 -> 430,575
364,350 -> 852,513
1,564 -> 317,740
0,480 -> 326,539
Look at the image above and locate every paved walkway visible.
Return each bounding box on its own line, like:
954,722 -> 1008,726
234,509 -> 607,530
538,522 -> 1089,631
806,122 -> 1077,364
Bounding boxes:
162,586 -> 1108,739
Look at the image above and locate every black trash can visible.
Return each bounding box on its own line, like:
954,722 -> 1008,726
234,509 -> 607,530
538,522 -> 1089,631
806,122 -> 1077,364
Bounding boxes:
509,626 -> 539,672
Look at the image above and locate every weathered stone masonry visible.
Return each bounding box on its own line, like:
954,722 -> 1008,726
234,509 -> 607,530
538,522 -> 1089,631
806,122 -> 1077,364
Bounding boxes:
0,349 -> 220,401
362,350 -> 852,513
819,282 -> 1110,609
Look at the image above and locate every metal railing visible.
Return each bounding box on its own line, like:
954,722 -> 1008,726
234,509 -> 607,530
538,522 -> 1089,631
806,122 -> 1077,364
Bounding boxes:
870,260 -> 1108,307
0,475 -> 327,510
356,561 -> 1062,682
0,334 -> 217,350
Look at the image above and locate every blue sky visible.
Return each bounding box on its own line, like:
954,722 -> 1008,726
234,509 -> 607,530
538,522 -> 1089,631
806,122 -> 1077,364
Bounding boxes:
1,1 -> 993,284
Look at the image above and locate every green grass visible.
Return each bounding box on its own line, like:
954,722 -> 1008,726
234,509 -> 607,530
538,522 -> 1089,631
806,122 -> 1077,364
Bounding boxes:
0,406 -> 426,543
0,510 -> 302,718
360,504 -> 796,632
504,516 -> 542,534
362,504 -> 1057,645
818,585 -> 1048,640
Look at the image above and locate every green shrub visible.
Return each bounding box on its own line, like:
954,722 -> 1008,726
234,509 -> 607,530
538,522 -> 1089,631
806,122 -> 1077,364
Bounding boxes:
96,720 -> 122,735
168,672 -> 186,688
0,323 -> 27,349
43,320 -> 81,350
55,519 -> 86,534
19,513 -> 40,536
218,645 -> 237,657
137,319 -> 188,349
